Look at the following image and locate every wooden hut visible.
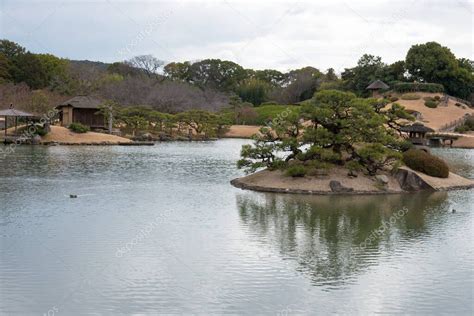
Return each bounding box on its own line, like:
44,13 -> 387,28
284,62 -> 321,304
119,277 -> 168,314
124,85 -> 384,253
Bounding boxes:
56,96 -> 105,129
366,80 -> 389,97
400,122 -> 434,146
0,105 -> 37,142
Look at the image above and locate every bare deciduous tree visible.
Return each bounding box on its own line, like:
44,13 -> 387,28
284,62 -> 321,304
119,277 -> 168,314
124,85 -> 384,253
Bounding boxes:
125,55 -> 164,79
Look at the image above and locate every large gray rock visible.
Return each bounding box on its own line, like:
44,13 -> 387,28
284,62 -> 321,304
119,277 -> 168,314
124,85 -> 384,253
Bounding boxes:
375,175 -> 389,185
329,180 -> 354,193
31,135 -> 42,145
395,168 -> 434,191
131,133 -> 153,141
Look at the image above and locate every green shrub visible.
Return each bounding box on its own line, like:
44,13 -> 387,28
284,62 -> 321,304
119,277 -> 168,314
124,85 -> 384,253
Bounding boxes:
31,123 -> 48,136
305,161 -> 332,176
454,125 -> 468,133
434,95 -> 441,101
424,100 -> 438,108
403,149 -> 449,178
249,105 -> 301,125
465,116 -> 474,129
393,82 -> 444,93
399,140 -> 414,152
390,96 -> 399,102
35,126 -> 48,136
268,159 -> 287,171
346,160 -> 363,173
455,102 -> 462,107
285,165 -> 307,177
68,122 -> 90,133
454,116 -> 474,133
401,93 -> 421,100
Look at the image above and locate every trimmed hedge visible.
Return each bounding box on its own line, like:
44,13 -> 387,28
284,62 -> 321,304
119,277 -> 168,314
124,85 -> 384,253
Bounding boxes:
401,93 -> 421,100
394,82 -> 444,93
403,149 -> 449,178
68,122 -> 90,133
389,96 -> 399,102
424,100 -> 438,108
285,165 -> 307,177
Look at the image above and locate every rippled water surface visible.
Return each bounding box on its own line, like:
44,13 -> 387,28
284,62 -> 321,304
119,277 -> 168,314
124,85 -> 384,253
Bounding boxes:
0,140 -> 473,314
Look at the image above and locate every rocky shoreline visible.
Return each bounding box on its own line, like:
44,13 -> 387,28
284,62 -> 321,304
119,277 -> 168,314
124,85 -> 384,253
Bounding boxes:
231,167 -> 474,195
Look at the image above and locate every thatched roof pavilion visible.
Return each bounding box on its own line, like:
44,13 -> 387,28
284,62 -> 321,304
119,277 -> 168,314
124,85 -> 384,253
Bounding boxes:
0,105 -> 37,138
0,107 -> 37,118
367,80 -> 389,97
367,80 -> 389,90
57,95 -> 103,109
56,96 -> 105,129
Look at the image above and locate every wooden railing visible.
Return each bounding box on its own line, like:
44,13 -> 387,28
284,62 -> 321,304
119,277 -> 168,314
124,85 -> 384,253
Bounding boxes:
438,115 -> 471,132
448,95 -> 472,107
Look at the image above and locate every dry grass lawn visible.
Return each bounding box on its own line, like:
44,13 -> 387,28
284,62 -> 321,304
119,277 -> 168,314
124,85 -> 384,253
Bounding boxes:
225,125 -> 261,138
391,92 -> 474,130
41,126 -> 132,144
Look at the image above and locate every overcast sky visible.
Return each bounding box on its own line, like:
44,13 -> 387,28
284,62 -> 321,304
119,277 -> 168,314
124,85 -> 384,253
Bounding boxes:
0,0 -> 472,72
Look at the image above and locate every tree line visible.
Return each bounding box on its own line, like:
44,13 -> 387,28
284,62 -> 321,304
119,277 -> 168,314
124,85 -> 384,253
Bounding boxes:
0,39 -> 472,116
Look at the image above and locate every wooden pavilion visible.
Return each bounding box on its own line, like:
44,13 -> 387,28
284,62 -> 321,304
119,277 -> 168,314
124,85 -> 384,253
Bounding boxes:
366,80 -> 389,97
56,96 -> 105,129
0,105 -> 37,143
400,122 -> 435,146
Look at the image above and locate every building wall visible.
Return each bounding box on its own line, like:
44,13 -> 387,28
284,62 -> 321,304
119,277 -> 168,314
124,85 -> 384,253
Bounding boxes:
59,106 -> 104,128
72,108 -> 105,128
60,106 -> 73,126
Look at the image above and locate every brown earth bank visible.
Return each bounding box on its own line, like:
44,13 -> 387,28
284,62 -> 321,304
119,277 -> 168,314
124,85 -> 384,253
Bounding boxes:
231,166 -> 474,195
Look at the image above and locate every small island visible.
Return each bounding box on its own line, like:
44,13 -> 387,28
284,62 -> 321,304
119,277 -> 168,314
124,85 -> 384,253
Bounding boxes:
231,166 -> 474,195
232,90 -> 474,195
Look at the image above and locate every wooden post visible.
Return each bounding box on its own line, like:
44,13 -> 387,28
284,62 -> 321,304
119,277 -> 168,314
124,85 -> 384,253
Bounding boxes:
108,106 -> 113,134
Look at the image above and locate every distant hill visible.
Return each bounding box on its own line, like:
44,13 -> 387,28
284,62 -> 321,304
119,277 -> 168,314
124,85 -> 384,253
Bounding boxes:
69,60 -> 111,71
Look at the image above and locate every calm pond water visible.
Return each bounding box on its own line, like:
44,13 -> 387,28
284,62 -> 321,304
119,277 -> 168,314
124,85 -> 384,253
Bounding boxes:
0,140 -> 473,314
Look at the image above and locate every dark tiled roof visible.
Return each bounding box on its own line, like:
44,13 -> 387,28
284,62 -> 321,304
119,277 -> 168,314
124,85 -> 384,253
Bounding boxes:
57,96 -> 103,109
400,122 -> 435,133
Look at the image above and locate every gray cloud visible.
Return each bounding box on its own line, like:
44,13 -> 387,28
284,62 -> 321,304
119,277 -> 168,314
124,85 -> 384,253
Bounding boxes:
0,0 -> 471,72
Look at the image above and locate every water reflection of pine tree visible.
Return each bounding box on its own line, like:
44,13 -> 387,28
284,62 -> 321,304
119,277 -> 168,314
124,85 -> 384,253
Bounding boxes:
236,191 -> 448,287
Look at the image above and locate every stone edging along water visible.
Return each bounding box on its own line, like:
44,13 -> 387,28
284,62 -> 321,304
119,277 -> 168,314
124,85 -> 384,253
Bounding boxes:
231,168 -> 474,195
